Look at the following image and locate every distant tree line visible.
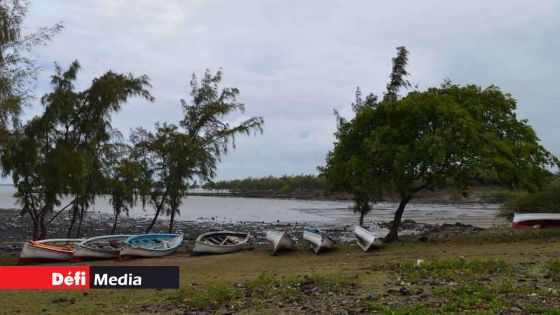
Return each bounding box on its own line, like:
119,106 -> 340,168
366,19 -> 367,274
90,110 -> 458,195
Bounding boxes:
203,175 -> 327,196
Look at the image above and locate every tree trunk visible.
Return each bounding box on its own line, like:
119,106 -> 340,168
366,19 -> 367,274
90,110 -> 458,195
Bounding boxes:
146,205 -> 162,233
168,209 -> 176,233
67,205 -> 78,238
75,206 -> 85,238
38,204 -> 53,240
384,196 -> 411,243
111,211 -> 119,235
31,218 -> 40,240
359,211 -> 365,226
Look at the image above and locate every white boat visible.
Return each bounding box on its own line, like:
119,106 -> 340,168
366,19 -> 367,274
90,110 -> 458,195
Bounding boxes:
120,233 -> 184,258
191,231 -> 250,256
303,227 -> 335,254
512,213 -> 560,229
354,225 -> 382,252
19,239 -> 83,262
73,235 -> 132,260
265,230 -> 294,254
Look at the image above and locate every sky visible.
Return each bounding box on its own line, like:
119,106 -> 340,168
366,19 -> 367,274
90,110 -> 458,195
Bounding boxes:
22,0 -> 560,180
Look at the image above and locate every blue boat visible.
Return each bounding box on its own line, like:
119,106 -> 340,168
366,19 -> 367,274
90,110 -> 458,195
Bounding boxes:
120,233 -> 184,258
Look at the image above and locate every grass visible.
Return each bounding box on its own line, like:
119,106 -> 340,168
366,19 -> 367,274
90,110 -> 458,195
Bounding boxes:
546,259 -> 560,280
1,227 -> 560,314
371,258 -> 510,283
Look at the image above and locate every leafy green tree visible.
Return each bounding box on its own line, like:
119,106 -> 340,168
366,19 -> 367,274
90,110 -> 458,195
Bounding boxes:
347,82 -> 558,242
1,61 -> 152,239
0,0 -> 62,132
322,46 -> 411,226
135,69 -> 263,233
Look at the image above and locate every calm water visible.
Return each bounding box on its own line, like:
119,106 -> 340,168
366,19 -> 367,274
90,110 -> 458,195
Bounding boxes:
0,185 -> 505,227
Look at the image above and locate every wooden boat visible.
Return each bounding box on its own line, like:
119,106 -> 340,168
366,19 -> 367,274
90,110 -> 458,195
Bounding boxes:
19,239 -> 83,262
265,230 -> 294,254
512,213 -> 560,229
120,233 -> 184,258
303,227 -> 335,254
73,235 -> 132,260
354,225 -> 382,252
191,231 -> 250,256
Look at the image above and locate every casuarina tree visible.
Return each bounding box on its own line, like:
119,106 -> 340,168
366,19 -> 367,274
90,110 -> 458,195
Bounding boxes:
134,69 -> 263,233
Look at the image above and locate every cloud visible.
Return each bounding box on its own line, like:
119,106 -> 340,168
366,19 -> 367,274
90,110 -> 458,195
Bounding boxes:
22,0 -> 560,179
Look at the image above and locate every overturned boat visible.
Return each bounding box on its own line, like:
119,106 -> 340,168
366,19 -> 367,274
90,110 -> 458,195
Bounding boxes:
303,227 -> 335,254
354,225 -> 382,252
265,230 -> 294,254
191,231 -> 250,256
120,233 -> 184,258
19,239 -> 83,262
73,235 -> 132,260
512,213 -> 560,229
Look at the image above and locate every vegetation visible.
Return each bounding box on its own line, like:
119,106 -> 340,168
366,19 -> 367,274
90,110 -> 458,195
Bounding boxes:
322,46 -> 559,241
132,70 -> 263,233
203,174 -> 327,196
0,0 -> 62,133
2,227 -> 560,314
0,61 -> 152,239
501,179 -> 560,219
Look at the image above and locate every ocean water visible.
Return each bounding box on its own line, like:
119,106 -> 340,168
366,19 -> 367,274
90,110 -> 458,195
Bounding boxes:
0,185 -> 505,227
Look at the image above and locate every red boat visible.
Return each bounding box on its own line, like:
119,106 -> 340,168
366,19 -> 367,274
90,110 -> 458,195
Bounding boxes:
512,213 -> 560,229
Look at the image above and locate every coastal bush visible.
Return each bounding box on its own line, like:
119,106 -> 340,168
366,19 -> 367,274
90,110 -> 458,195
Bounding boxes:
501,180 -> 560,219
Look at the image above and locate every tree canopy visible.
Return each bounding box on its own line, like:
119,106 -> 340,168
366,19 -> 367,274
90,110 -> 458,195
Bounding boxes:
326,80 -> 558,241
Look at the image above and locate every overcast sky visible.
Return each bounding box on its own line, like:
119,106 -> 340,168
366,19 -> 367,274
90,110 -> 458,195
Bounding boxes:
23,0 -> 560,180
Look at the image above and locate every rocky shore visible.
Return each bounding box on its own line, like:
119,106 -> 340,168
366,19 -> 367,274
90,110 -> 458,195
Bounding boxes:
0,208 -> 485,253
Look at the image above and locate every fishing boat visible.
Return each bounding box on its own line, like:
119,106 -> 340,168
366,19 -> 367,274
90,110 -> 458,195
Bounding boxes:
19,239 -> 83,262
303,227 -> 335,254
265,230 -> 294,254
191,231 -> 250,256
512,213 -> 560,229
354,225 -> 382,252
120,233 -> 184,258
73,235 -> 132,260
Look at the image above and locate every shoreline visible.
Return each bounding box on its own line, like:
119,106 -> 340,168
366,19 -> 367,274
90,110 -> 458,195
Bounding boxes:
0,208 -> 486,253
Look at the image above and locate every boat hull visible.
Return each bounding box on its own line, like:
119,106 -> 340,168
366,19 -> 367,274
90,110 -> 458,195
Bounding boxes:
512,213 -> 560,229
74,235 -> 132,259
191,231 -> 249,256
120,245 -> 179,257
265,230 -> 294,254
303,228 -> 335,254
74,245 -> 120,259
19,239 -> 81,261
120,234 -> 184,258
354,225 -> 380,252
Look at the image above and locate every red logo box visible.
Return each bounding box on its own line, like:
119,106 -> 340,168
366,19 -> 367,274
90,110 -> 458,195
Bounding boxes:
0,266 -> 90,289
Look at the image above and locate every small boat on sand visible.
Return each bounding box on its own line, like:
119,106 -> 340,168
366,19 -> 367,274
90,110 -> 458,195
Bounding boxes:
73,235 -> 132,260
303,227 -> 335,254
512,213 -> 560,229
265,230 -> 294,254
120,233 -> 184,258
19,239 -> 83,262
191,231 -> 250,256
354,225 -> 382,252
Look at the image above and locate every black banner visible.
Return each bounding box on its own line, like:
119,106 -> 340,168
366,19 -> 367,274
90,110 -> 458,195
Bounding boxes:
90,266 -> 179,289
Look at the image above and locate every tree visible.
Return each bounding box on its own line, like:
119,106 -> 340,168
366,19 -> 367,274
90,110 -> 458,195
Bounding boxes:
135,69 -> 263,233
1,61 -> 152,239
0,0 -> 62,132
104,144 -> 146,234
322,46 -> 410,226
348,82 -> 559,242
